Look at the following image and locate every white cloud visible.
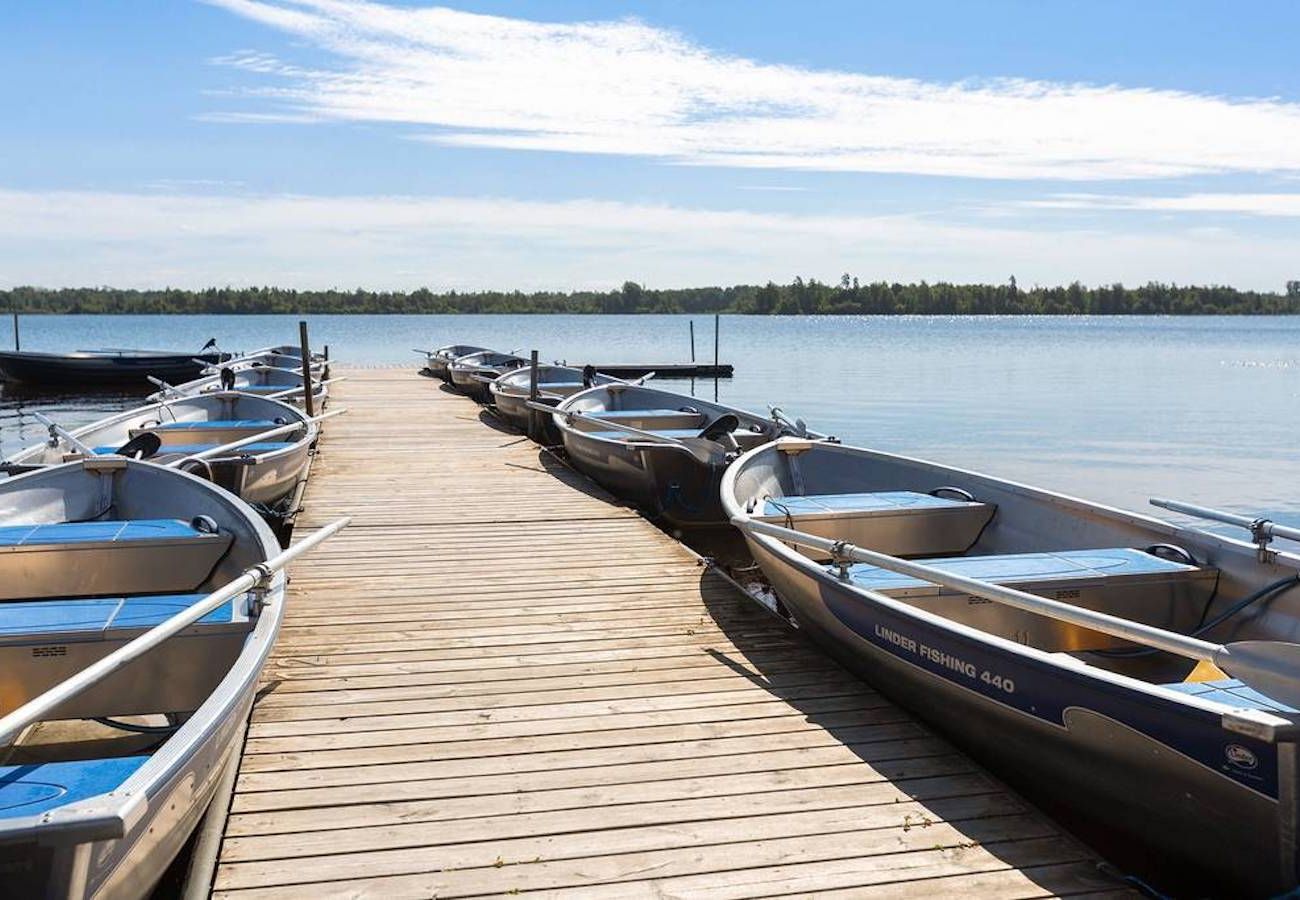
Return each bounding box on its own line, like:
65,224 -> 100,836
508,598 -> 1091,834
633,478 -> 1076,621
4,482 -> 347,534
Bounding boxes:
1024,192 -> 1300,217
200,0 -> 1300,181
0,188 -> 1294,290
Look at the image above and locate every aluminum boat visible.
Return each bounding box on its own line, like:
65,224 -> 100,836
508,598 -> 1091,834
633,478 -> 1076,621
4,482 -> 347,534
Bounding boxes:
553,383 -> 811,526
723,438 -> 1300,896
420,345 -> 490,382
0,458 -> 345,898
0,349 -> 233,387
4,393 -> 323,508
150,365 -> 328,409
487,365 -> 619,437
447,351 -> 527,402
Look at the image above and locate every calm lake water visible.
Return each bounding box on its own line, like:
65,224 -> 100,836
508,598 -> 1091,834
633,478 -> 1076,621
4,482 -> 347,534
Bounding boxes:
3,313 -> 1298,536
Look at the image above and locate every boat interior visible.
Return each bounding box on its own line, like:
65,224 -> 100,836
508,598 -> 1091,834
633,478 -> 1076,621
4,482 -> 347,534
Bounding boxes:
493,365 -> 616,399
438,345 -> 489,361
12,394 -> 310,467
560,384 -> 787,451
193,364 -> 320,395
0,460 -> 268,823
734,440 -> 1300,707
453,351 -> 527,375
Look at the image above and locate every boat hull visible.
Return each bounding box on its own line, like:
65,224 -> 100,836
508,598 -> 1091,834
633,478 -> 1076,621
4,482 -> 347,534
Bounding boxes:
740,531 -> 1291,896
0,352 -> 229,386
10,693 -> 251,900
559,430 -> 726,525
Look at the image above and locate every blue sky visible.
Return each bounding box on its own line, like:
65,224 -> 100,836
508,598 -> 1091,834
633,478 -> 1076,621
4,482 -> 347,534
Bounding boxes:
2,0 -> 1298,290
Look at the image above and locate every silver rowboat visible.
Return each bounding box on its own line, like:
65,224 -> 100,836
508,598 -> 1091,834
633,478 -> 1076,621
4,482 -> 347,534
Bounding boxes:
421,345 -> 490,382
0,459 -> 345,898
150,365 -> 328,409
447,351 -> 527,401
553,383 -> 809,526
724,438 -> 1300,896
488,365 -> 619,435
5,393 -> 319,507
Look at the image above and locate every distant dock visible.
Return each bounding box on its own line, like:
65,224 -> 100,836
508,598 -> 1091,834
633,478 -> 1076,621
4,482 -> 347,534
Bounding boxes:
207,368 -> 1127,898
589,362 -> 734,378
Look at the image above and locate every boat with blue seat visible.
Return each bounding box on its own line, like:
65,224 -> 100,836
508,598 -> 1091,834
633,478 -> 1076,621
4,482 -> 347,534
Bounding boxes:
3,392 -> 319,508
487,364 -> 620,437
447,350 -> 528,401
554,383 -> 816,526
0,457 -> 347,898
420,344 -> 491,381
150,363 -> 328,409
724,438 -> 1300,895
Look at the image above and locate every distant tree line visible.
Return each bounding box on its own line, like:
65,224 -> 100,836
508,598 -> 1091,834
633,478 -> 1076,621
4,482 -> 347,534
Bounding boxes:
4,278 -> 1299,315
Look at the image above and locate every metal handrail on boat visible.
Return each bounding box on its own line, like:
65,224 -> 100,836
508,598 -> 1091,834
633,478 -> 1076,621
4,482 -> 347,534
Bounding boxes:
1152,497 -> 1300,547
735,516 -> 1300,709
32,412 -> 95,456
167,408 -> 346,468
0,516 -> 351,746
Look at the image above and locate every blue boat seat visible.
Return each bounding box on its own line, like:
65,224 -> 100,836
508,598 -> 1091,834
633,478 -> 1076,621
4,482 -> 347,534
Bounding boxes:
230,384 -> 299,390
582,429 -> 705,442
143,419 -> 281,431
93,442 -> 295,456
844,547 -> 1217,652
0,756 -> 149,820
847,548 -> 1199,592
0,519 -> 213,547
0,520 -> 234,601
582,409 -> 704,419
1163,678 -> 1297,713
764,490 -> 973,516
0,593 -> 249,643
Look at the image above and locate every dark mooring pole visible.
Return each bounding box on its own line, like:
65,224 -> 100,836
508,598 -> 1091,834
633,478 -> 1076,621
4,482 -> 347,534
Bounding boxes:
713,314 -> 720,369
298,320 -> 316,418
713,313 -> 721,402
11,312 -> 18,351
689,320 -> 695,362
526,350 -> 541,442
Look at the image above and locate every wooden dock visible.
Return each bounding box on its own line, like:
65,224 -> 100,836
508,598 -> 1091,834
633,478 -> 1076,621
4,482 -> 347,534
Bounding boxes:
209,368 -> 1127,898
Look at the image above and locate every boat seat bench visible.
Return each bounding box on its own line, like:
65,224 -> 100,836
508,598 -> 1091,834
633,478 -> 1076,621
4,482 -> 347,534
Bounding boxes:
0,592 -> 248,641
93,442 -> 295,456
145,419 -> 282,431
1163,678 -> 1297,714
0,520 -> 233,601
0,589 -> 251,718
581,428 -> 706,442
0,756 -> 149,820
844,548 -> 1217,652
756,490 -> 996,558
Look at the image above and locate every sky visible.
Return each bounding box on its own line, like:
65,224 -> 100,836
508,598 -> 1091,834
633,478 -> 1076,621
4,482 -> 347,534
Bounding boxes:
2,0 -> 1299,291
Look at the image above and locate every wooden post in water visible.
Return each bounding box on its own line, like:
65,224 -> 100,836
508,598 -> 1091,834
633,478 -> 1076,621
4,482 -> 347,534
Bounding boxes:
11,312 -> 18,351
322,344 -> 330,382
298,320 -> 316,418
689,321 -> 695,362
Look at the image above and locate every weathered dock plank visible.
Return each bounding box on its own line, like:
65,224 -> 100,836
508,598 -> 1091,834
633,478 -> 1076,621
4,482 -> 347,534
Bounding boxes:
210,368 -> 1124,898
